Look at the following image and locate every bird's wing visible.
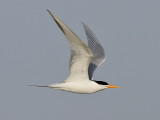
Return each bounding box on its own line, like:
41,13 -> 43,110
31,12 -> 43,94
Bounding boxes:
47,10 -> 93,82
81,22 -> 105,80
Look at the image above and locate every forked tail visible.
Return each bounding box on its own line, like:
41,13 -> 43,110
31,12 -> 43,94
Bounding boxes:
27,85 -> 49,87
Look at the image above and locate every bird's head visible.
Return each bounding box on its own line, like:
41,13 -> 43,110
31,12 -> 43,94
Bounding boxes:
93,80 -> 120,88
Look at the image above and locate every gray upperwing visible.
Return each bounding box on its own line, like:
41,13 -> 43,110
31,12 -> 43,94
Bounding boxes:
81,22 -> 105,80
47,10 -> 93,82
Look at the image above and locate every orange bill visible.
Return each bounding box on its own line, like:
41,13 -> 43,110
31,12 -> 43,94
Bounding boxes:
106,85 -> 120,88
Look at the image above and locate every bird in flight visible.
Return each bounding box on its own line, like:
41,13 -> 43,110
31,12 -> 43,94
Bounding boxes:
31,9 -> 120,93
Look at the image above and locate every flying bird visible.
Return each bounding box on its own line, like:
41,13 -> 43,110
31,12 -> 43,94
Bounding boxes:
31,10 -> 120,93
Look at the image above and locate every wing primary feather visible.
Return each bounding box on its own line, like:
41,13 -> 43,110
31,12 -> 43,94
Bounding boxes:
81,22 -> 105,79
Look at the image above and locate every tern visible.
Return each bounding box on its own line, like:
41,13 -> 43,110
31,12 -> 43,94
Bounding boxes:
31,10 -> 120,93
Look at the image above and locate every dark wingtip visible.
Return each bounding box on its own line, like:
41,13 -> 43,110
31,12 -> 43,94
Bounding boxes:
81,21 -> 87,28
47,9 -> 66,35
46,9 -> 51,13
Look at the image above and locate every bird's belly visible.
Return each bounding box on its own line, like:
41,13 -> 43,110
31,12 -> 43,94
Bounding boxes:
62,82 -> 104,93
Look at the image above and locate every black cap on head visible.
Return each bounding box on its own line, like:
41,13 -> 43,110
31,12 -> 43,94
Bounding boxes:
93,80 -> 109,85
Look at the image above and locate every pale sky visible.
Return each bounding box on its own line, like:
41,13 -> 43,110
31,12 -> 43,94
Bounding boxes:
0,0 -> 160,120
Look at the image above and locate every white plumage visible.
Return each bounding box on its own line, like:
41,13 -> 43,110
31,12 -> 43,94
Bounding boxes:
30,10 -> 120,93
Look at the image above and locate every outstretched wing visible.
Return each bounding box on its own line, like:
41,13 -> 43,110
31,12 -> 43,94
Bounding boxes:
47,10 -> 93,82
82,22 -> 105,80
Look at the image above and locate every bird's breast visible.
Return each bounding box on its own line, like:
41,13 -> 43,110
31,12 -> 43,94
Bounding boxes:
60,81 -> 105,93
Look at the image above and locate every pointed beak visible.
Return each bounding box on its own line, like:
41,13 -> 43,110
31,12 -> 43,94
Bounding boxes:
106,85 -> 120,88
